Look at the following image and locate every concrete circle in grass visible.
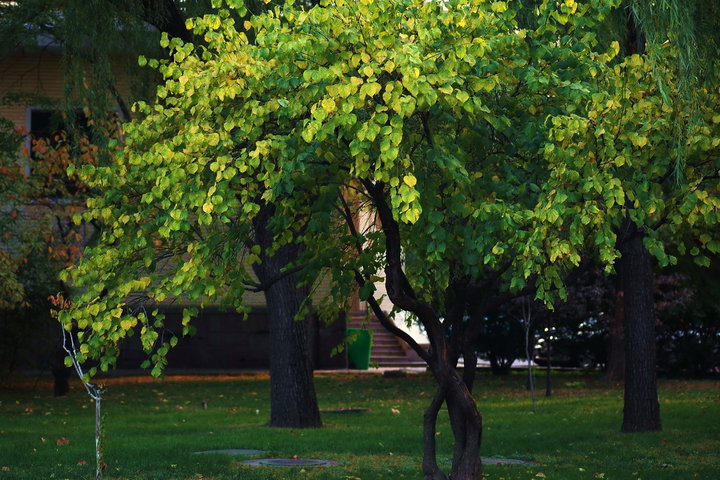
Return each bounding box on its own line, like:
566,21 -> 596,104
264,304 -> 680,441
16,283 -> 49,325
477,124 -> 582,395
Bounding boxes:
194,449 -> 266,456
244,458 -> 339,467
321,408 -> 370,414
482,458 -> 537,465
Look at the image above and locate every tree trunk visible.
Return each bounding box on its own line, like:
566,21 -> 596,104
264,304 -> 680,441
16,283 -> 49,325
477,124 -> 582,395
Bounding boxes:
544,341 -> 552,397
423,363 -> 483,480
252,204 -> 322,429
256,244 -> 322,428
446,372 -> 483,480
605,280 -> 626,381
422,385 -> 449,480
618,221 -> 661,432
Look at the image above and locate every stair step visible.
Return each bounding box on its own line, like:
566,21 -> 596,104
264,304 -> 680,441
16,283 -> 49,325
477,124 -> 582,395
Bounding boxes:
347,310 -> 427,368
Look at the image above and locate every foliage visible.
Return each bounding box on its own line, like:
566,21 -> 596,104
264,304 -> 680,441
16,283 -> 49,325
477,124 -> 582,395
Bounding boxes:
55,0 -> 720,475
545,45 -> 720,269
0,114 -> 114,374
60,0 -> 626,374
655,259 -> 720,375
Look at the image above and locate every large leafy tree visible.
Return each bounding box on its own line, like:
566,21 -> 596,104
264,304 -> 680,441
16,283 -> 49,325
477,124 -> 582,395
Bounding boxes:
0,0 -> 321,427
59,1 -> 639,478
546,42 -> 720,431
544,0 -> 720,431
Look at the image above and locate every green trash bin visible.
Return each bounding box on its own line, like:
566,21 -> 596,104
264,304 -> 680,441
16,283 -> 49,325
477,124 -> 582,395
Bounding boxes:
347,328 -> 373,370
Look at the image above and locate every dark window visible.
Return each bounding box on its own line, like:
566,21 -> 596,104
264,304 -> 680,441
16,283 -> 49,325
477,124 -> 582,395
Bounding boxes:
27,108 -> 90,197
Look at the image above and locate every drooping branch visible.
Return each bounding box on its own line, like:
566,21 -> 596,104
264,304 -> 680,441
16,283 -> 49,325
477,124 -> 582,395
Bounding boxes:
362,179 -> 448,362
336,187 -> 430,363
365,293 -> 431,364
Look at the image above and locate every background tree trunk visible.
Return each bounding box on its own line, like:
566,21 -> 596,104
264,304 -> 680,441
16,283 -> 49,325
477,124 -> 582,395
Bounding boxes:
618,220 -> 661,432
605,284 -> 626,381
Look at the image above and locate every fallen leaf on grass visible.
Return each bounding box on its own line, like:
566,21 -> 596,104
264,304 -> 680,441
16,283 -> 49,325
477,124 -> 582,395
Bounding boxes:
391,408 -> 400,415
77,460 -> 87,466
56,437 -> 69,446
2,467 -> 9,471
39,437 -> 46,443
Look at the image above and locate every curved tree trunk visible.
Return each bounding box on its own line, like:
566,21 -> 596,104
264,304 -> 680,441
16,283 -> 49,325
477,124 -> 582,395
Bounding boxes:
618,220 -> 660,432
422,360 -> 483,480
423,385 -> 449,480
365,181 -> 483,478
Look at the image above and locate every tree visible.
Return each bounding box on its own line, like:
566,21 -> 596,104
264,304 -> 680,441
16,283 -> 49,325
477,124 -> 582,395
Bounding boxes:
0,0 -> 321,428
545,25 -> 720,432
0,113 -> 95,380
588,0 -> 720,431
58,1 -> 634,479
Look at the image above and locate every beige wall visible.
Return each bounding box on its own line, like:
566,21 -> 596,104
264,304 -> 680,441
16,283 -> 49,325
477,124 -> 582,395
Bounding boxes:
0,51 -> 66,126
0,50 -> 131,128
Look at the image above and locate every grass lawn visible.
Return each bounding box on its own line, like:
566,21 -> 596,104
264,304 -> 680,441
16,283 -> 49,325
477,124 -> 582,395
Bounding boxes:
0,370 -> 718,480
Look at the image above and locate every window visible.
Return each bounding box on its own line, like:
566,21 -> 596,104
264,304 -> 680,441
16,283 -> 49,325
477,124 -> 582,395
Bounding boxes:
25,107 -> 91,197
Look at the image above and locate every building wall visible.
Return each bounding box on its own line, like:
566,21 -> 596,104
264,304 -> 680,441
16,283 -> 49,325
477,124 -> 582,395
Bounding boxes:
0,52 -> 64,125
116,306 -> 347,370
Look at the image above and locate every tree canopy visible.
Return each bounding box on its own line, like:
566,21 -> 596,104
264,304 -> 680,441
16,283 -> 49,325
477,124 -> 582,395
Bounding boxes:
57,0 -> 720,478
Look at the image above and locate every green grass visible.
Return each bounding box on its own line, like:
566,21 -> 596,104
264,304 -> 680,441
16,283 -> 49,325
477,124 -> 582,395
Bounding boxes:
1,371 -> 718,480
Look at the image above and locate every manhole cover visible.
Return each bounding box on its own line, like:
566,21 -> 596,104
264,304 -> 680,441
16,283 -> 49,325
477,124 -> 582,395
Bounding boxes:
244,458 -> 338,467
482,457 -> 536,465
321,408 -> 370,414
194,449 -> 265,456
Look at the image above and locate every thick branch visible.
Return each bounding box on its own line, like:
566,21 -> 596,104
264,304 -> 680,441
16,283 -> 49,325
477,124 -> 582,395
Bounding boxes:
246,264 -> 304,293
139,0 -> 193,43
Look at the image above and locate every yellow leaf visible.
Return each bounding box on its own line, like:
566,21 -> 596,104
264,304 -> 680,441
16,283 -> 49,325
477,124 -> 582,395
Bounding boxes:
321,98 -> 336,113
384,61 -> 396,73
203,202 -> 214,213
362,65 -> 374,78
403,174 -> 417,187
